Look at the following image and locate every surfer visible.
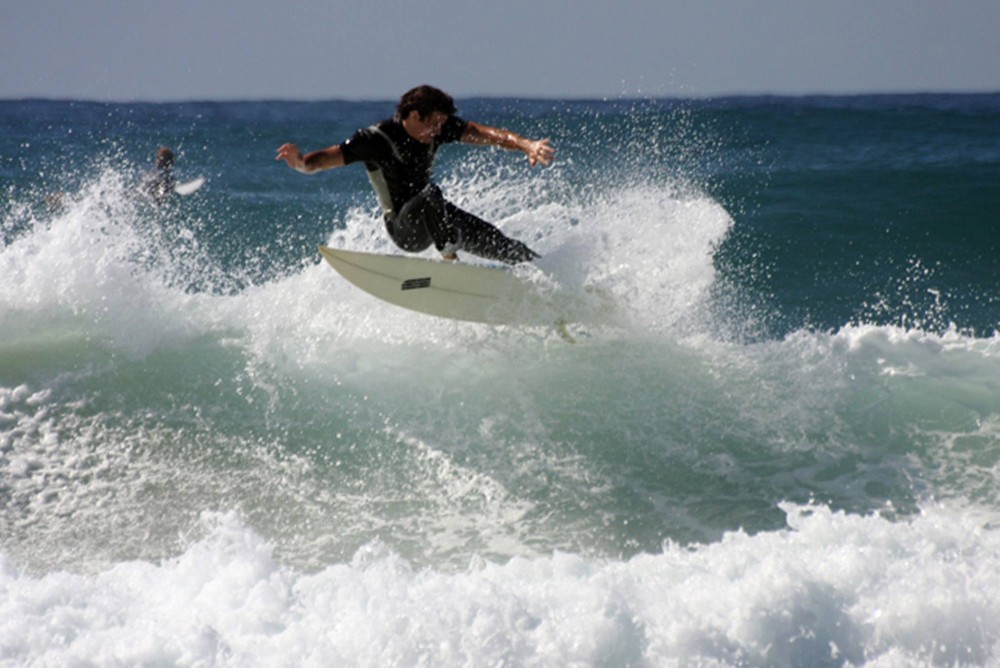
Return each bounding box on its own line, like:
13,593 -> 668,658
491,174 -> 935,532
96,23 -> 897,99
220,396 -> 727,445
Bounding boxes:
276,85 -> 554,264
142,146 -> 176,203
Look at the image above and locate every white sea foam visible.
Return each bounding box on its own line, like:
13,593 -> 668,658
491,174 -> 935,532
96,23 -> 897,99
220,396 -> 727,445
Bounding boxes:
0,171 -> 230,360
3,505 -> 1000,667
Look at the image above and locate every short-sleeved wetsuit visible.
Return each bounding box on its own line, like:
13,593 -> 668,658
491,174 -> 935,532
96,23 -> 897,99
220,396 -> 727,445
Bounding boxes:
340,116 -> 538,264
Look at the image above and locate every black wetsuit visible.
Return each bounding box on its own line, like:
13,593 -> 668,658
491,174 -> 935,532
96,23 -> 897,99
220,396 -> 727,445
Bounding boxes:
142,168 -> 174,203
340,116 -> 538,264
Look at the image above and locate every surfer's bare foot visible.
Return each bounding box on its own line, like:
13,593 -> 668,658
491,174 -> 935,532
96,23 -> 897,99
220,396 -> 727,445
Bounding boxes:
441,252 -> 458,261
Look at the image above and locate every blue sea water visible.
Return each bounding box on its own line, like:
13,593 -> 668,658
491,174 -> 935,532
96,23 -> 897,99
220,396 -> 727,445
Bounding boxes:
2,94 -> 1000,666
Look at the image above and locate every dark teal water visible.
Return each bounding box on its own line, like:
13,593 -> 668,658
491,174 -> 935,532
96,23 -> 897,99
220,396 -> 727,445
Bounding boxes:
704,95 -> 1000,336
2,95 -> 1000,666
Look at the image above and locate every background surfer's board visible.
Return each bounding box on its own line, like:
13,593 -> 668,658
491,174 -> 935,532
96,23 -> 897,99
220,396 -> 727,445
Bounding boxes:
174,177 -> 205,196
318,245 -> 593,327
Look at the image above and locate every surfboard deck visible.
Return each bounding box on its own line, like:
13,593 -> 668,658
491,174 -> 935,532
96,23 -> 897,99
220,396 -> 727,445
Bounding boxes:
174,177 -> 205,196
318,245 -> 585,327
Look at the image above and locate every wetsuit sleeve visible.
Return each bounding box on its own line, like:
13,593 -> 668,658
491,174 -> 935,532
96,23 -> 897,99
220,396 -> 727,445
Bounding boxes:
340,127 -> 390,166
439,116 -> 468,144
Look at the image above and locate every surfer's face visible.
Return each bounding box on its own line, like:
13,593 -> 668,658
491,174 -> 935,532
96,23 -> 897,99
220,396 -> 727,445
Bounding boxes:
404,111 -> 448,143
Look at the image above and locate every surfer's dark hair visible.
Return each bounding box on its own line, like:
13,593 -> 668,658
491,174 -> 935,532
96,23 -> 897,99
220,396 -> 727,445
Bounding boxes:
156,146 -> 174,168
396,85 -> 456,120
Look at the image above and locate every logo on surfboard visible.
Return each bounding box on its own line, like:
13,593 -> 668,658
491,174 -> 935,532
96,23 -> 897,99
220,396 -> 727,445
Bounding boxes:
401,277 -> 432,291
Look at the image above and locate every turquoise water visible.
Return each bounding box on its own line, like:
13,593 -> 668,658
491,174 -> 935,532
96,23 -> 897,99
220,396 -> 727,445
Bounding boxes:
2,95 -> 1000,666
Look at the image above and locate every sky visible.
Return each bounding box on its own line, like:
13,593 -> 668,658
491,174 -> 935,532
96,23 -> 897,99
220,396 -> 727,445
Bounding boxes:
4,0 -> 999,101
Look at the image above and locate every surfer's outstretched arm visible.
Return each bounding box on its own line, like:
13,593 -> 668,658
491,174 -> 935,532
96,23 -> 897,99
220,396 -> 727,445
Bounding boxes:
276,143 -> 346,174
460,122 -> 556,167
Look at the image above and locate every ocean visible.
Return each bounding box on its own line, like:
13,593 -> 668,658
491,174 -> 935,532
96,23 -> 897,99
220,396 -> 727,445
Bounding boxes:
2,94 -> 999,666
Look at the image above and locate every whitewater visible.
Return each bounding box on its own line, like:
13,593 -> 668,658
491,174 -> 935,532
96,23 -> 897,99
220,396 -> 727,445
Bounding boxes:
2,96 -> 1000,666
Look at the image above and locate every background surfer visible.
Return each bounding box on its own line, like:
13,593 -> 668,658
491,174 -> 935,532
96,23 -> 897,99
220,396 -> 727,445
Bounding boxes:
142,146 -> 175,203
276,85 -> 555,264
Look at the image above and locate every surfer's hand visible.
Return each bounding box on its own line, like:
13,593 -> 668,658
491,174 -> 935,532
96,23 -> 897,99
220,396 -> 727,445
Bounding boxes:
276,143 -> 305,171
527,138 -> 555,167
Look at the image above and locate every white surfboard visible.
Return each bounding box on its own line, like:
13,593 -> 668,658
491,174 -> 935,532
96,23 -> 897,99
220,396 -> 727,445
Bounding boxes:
318,245 -> 611,328
174,177 -> 205,196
